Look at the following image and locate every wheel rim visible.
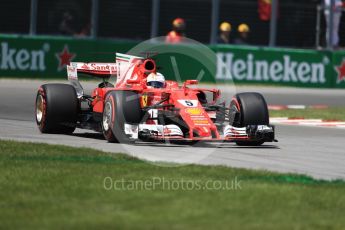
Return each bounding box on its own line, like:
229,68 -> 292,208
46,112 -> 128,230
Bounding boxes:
103,101 -> 112,131
36,94 -> 44,123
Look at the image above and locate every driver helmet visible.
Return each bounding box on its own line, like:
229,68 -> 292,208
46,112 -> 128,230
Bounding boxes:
147,72 -> 165,88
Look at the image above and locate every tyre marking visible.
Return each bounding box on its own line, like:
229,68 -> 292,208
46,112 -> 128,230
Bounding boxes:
231,97 -> 240,111
109,95 -> 115,124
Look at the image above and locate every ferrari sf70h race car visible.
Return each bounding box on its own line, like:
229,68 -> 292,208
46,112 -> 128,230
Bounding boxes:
35,53 -> 276,146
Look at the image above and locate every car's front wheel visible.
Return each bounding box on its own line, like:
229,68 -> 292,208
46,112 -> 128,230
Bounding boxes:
102,91 -> 143,143
230,92 -> 269,146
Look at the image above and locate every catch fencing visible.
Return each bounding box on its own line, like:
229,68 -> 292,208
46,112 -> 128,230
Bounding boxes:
1,0 -> 343,48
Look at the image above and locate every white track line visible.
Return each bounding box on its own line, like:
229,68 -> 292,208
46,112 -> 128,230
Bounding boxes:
270,117 -> 345,129
268,105 -> 329,111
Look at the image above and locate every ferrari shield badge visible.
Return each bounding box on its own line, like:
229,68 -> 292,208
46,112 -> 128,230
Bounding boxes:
141,94 -> 148,107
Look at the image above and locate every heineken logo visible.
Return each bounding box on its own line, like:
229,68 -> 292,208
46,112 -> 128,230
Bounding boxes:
216,52 -> 327,84
0,42 -> 49,71
55,45 -> 76,71
335,59 -> 345,84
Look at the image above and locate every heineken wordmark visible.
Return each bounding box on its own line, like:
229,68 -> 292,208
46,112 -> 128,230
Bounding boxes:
0,42 -> 48,71
216,52 -> 327,84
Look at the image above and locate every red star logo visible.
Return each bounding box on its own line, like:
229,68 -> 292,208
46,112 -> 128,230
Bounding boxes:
56,45 -> 76,71
335,59 -> 345,84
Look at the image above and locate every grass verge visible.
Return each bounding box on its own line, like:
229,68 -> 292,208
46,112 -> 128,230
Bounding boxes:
1,140 -> 345,229
270,107 -> 345,121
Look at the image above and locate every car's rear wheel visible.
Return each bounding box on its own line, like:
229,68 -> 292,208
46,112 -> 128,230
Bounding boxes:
230,92 -> 269,146
35,84 -> 78,134
102,91 -> 143,143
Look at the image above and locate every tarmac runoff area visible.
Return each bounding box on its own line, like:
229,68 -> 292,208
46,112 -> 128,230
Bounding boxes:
0,79 -> 344,180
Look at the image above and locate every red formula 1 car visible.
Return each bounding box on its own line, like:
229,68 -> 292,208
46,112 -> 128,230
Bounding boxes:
35,53 -> 276,146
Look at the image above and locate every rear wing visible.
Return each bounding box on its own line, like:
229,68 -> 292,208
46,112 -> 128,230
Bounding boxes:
67,62 -> 117,80
66,53 -> 143,81
67,53 -> 144,97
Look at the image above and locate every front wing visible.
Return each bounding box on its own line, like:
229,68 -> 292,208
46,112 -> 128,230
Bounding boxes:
124,124 -> 276,143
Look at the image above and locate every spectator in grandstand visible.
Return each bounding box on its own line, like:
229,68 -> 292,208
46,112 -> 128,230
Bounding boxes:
217,22 -> 232,44
58,11 -> 78,36
77,22 -> 91,37
234,23 -> 250,45
166,18 -> 186,43
324,0 -> 345,48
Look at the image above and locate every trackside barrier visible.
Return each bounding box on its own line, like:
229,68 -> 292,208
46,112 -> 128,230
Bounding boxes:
0,34 -> 344,88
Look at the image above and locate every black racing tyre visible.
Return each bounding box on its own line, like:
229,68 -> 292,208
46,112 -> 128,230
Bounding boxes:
102,91 -> 143,143
230,92 -> 269,146
35,84 -> 78,134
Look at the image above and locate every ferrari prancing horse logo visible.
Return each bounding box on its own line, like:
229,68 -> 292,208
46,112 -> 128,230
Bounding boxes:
142,94 -> 148,107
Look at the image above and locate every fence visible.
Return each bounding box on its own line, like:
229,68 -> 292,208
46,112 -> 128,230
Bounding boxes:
1,0 -> 343,48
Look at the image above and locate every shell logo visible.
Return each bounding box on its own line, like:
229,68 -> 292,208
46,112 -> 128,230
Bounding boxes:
185,108 -> 202,115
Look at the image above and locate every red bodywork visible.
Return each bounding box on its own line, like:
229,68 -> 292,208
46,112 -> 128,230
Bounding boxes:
68,55 -> 255,141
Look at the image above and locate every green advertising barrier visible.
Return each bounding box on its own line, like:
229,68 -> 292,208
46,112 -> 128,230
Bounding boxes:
0,34 -> 136,78
0,34 -> 344,88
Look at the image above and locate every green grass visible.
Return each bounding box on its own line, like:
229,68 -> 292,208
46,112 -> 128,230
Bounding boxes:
270,107 -> 345,121
0,140 -> 345,230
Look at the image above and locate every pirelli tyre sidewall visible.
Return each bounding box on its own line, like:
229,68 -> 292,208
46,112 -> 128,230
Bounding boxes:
102,91 -> 142,143
230,92 -> 269,146
35,84 -> 78,134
